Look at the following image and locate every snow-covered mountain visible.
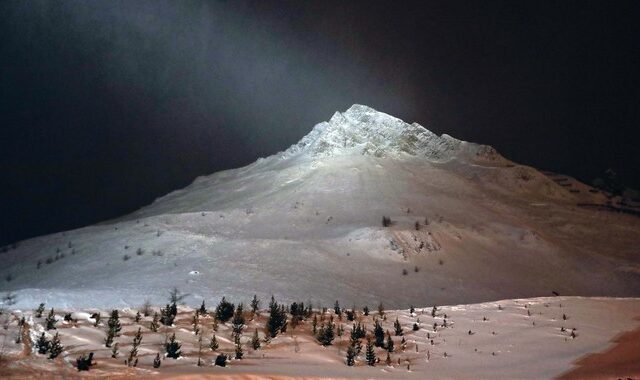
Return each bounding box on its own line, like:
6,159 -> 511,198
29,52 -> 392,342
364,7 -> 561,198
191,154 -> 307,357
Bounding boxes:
2,105 -> 639,309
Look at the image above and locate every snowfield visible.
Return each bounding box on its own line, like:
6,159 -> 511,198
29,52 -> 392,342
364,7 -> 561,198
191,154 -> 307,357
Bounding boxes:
0,297 -> 638,378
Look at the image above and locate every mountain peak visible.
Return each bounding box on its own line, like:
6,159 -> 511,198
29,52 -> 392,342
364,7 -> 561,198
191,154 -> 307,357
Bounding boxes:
284,104 -> 503,163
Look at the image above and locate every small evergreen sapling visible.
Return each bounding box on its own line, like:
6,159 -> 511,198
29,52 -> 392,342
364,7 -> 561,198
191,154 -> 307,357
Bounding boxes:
35,303 -> 45,318
394,317 -> 403,336
346,343 -> 356,366
251,329 -> 261,350
165,333 -> 181,359
45,308 -> 57,330
209,334 -> 219,350
215,297 -> 235,323
153,353 -> 161,368
36,332 -> 50,354
365,337 -> 376,366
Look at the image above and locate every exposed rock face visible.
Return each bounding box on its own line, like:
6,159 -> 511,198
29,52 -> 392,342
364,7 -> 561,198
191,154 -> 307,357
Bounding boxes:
284,104 -> 504,163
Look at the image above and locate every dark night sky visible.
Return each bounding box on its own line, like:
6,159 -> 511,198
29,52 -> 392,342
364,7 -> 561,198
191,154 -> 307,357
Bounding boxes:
1,0 -> 639,246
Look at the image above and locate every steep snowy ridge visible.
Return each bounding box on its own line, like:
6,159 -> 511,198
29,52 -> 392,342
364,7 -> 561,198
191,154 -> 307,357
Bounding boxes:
284,104 -> 505,163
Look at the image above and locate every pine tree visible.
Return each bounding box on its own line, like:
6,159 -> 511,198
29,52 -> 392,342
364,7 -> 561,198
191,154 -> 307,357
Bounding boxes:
431,305 -> 437,318
410,305 -> 415,314
215,297 -> 235,323
317,316 -> 335,346
377,302 -> 385,317
250,295 -> 260,315
192,311 -> 200,335
365,337 -> 376,366
127,328 -> 142,367
334,300 -> 341,316
199,300 -> 207,314
373,320 -> 385,347
153,353 -> 161,368
209,334 -> 219,350
234,335 -> 243,359
160,303 -> 176,326
363,306 -> 369,316
386,331 -> 394,352
346,343 -> 356,366
394,317 -> 403,336
165,333 -> 181,359
251,329 -> 261,350
215,353 -> 228,367
231,303 -> 245,339
111,342 -> 119,358
150,312 -> 159,332
400,336 -> 407,351
107,310 -> 122,336
312,314 -> 318,335
45,308 -> 57,330
134,311 -> 141,323
36,332 -> 50,354
104,328 -> 115,348
93,312 -> 101,327
266,296 -> 287,338
197,335 -> 204,366
35,303 -> 45,318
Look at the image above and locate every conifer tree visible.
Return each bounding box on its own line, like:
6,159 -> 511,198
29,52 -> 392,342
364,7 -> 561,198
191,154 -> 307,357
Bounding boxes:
93,312 -> 101,327
107,310 -> 122,336
394,317 -> 403,336
373,320 -> 385,347
35,303 -> 45,318
365,337 -> 376,366
165,333 -> 181,359
45,308 -> 57,330
127,328 -> 142,367
134,311 -> 141,323
215,353 -> 228,367
234,335 -> 243,359
111,342 -> 119,358
317,316 -> 335,346
312,314 -> 318,335
153,353 -> 161,368
36,332 -> 50,354
150,312 -> 160,332
346,343 -> 356,366
209,334 -> 219,350
199,300 -> 207,314
215,297 -> 235,323
250,295 -> 260,315
266,296 -> 287,338
431,305 -> 437,318
192,311 -> 200,335
377,302 -> 385,317
334,300 -> 341,316
251,329 -> 261,350
197,335 -> 204,366
400,336 -> 407,351
104,328 -> 115,348
363,306 -> 369,316
386,331 -> 394,352
48,332 -> 63,359
160,304 -> 176,326
386,351 -> 392,366
231,303 -> 245,339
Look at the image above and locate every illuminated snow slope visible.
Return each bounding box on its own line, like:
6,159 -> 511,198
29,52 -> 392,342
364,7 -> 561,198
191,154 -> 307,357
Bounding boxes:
1,105 -> 639,309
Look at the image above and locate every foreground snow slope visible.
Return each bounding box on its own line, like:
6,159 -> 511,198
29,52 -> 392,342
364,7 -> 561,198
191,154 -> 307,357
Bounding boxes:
1,105 -> 639,308
1,297 -> 638,379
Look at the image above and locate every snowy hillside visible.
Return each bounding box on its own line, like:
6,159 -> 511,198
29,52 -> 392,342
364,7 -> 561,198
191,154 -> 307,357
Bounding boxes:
1,297 -> 638,378
1,105 -> 639,309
